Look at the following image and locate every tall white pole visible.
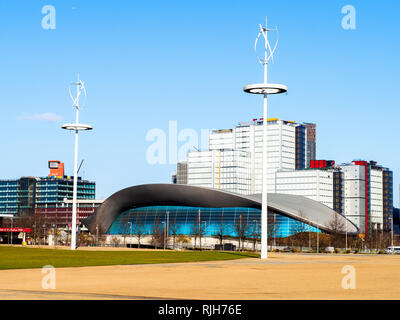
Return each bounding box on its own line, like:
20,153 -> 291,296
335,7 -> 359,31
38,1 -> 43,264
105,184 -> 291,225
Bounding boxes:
345,218 -> 348,251
261,16 -> 268,259
71,78 -> 81,251
391,216 -> 394,254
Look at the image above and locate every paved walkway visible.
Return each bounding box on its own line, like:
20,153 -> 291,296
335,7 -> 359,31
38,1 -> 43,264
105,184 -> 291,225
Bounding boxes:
1,253 -> 399,299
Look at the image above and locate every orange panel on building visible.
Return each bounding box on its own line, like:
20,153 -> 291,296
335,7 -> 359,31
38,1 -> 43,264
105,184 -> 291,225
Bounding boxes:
48,160 -> 65,178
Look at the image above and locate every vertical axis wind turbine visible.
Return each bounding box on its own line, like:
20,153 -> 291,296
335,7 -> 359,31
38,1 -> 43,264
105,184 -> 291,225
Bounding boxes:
61,75 -> 93,250
244,17 -> 287,259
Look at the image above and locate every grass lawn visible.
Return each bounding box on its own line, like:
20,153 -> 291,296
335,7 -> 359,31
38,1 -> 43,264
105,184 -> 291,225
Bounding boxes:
0,246 -> 258,270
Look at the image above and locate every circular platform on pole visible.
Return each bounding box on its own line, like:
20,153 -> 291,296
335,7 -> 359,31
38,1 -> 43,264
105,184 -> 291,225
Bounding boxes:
244,83 -> 288,95
61,123 -> 93,131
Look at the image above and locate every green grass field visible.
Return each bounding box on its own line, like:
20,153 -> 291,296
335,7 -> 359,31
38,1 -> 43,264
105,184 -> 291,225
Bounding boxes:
0,246 -> 258,270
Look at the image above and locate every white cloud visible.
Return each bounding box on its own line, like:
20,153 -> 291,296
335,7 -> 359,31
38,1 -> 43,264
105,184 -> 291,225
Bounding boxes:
19,112 -> 63,123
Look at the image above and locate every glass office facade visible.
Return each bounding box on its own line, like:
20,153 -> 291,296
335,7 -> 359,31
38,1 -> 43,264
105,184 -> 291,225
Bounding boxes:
0,177 -> 95,215
107,206 -> 319,238
0,180 -> 19,214
35,178 -> 96,208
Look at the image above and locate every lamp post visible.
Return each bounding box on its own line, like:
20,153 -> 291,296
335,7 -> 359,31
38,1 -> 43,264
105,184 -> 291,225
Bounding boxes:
345,217 -> 348,251
61,76 -> 93,250
166,211 -> 169,249
10,216 -> 13,245
43,224 -> 46,246
96,224 -> 99,246
316,222 -> 319,254
202,221 -> 207,248
252,220 -> 258,251
52,224 -> 56,247
391,216 -> 394,254
244,17 -> 287,259
128,222 -> 132,248
161,221 -> 166,250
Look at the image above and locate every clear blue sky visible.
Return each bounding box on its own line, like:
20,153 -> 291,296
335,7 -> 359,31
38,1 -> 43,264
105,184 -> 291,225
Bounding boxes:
0,0 -> 399,204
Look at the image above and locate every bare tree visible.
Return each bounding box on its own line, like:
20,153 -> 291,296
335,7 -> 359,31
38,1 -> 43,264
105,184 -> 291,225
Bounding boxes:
292,210 -> 309,251
268,214 -> 280,250
110,236 -> 121,247
214,212 -> 229,248
191,213 -> 203,249
151,217 -> 164,249
169,216 -> 180,249
251,220 -> 260,251
234,214 -> 250,251
133,217 -> 145,249
327,213 -> 345,248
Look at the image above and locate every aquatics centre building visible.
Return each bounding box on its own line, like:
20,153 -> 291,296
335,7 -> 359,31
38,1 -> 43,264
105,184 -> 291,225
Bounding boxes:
83,184 -> 358,239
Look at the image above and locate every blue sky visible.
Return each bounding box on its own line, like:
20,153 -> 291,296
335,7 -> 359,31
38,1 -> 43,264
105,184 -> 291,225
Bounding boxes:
0,0 -> 399,204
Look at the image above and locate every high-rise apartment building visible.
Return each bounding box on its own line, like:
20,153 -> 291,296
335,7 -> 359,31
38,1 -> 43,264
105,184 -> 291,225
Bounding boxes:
303,123 -> 316,168
187,149 -> 251,194
275,159 -> 392,234
206,119 -> 315,194
275,166 -> 342,212
181,118 -> 316,195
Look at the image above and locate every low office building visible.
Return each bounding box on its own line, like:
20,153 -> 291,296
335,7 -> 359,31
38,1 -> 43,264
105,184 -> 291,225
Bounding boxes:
0,160 -> 96,216
34,198 -> 103,227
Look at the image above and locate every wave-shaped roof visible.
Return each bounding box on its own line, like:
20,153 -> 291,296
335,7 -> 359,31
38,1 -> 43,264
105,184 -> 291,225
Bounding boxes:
83,184 -> 358,235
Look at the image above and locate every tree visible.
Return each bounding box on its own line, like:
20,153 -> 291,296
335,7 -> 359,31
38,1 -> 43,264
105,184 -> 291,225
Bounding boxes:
151,217 -> 164,249
250,220 -> 260,251
133,217 -> 145,249
214,212 -> 229,248
169,216 -> 180,249
110,236 -> 121,247
327,213 -> 345,248
190,212 -> 203,250
268,213 -> 280,250
292,210 -> 309,251
234,214 -> 250,251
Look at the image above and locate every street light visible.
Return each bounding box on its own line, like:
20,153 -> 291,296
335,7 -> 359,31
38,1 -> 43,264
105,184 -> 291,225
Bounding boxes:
61,75 -> 93,251
244,17 -> 287,260
96,224 -> 99,246
161,221 -> 166,250
52,224 -> 56,247
202,221 -> 207,248
43,224 -> 46,246
128,222 -> 132,248
252,220 -> 258,251
166,211 -> 169,249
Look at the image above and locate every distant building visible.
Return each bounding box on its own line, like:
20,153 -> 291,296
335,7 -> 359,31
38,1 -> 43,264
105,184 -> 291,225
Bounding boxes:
185,119 -> 316,195
176,161 -> 188,185
188,149 -> 251,194
34,198 -> 103,227
0,161 -> 96,216
275,163 -> 342,213
303,123 -> 317,168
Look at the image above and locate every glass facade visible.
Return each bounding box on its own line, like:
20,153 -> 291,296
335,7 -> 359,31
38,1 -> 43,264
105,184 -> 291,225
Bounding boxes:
107,206 -> 319,238
35,177 -> 96,208
0,180 -> 19,214
0,177 -> 96,215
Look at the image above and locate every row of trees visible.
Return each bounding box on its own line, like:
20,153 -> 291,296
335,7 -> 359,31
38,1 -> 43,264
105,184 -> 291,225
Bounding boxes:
1,212 -> 398,251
